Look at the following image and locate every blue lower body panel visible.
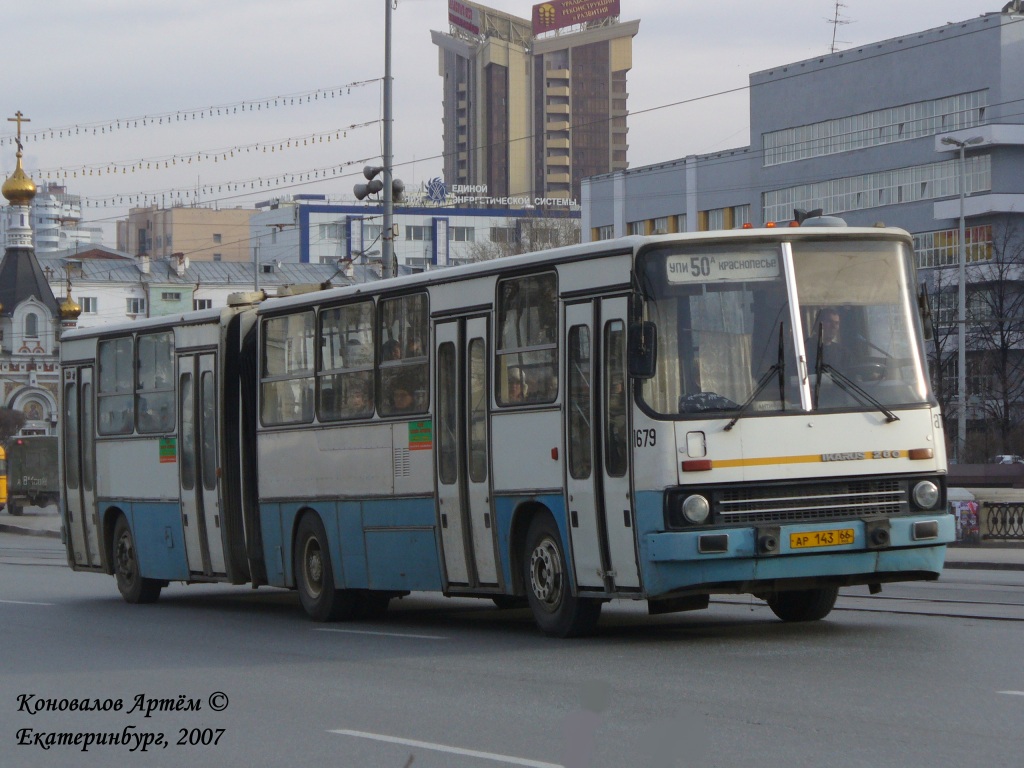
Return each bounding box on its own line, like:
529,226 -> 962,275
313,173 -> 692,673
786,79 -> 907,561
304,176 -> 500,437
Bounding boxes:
105,500 -> 189,582
259,497 -> 443,593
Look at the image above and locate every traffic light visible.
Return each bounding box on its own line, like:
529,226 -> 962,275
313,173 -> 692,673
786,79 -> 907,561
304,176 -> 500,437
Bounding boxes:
354,165 -> 404,202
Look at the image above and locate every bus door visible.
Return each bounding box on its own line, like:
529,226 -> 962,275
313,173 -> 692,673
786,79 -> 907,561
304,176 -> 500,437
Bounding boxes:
63,365 -> 102,567
563,297 -> 640,592
435,316 -> 499,589
177,352 -> 225,576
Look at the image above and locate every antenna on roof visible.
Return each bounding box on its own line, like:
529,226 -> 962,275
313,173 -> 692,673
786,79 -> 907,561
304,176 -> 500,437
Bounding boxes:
827,1 -> 852,54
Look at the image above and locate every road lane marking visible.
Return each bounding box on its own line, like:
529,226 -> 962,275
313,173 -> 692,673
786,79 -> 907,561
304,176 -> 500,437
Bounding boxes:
313,627 -> 446,640
0,599 -> 54,606
329,729 -> 561,768
998,691 -> 1024,696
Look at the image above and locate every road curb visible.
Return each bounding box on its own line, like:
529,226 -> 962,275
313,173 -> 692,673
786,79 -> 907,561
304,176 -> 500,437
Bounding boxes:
944,560 -> 1024,572
0,523 -> 61,539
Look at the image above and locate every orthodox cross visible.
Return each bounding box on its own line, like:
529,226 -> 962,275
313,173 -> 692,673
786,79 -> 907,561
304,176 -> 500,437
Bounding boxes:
7,111 -> 30,151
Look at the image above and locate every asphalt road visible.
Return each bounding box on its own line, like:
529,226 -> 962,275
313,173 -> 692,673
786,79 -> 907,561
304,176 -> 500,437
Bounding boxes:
2,533 -> 1022,768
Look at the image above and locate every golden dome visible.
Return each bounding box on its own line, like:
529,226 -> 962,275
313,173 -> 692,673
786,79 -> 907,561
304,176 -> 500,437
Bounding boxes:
2,149 -> 36,206
60,293 -> 82,320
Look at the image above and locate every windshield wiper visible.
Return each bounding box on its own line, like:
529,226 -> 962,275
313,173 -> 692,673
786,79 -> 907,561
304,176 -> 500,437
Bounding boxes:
811,329 -> 898,422
724,322 -> 786,431
818,361 -> 899,422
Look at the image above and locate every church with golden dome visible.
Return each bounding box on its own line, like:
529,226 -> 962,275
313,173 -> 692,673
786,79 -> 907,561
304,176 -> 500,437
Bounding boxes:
0,111 -> 79,437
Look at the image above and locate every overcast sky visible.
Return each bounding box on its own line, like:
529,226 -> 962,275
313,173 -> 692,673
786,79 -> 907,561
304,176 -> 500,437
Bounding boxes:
0,0 -> 1005,243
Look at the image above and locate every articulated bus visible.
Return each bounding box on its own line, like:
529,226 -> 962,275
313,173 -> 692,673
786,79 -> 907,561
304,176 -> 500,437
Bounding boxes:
59,222 -> 954,636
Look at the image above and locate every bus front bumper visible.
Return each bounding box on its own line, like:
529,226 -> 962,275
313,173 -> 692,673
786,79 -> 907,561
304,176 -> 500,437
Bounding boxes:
639,513 -> 955,599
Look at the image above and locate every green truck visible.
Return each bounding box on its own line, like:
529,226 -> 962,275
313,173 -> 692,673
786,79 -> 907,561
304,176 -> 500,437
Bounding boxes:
5,436 -> 59,516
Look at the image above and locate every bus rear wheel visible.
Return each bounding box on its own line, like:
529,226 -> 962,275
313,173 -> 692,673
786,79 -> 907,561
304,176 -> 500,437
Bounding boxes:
294,513 -> 355,622
766,586 -> 839,622
522,515 -> 601,638
113,516 -> 162,604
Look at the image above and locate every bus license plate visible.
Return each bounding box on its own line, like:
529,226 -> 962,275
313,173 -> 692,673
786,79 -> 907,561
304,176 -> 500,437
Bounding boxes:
790,528 -> 855,549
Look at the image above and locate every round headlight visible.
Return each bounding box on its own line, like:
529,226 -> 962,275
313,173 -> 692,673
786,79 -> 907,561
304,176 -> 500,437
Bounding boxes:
681,494 -> 710,525
912,480 -> 940,510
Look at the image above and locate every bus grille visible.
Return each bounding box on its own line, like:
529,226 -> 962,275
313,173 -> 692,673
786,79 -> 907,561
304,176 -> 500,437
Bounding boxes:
715,478 -> 908,524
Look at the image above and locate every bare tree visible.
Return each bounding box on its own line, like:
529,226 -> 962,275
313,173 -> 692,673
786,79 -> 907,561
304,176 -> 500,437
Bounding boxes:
465,215 -> 580,262
963,221 -> 1024,460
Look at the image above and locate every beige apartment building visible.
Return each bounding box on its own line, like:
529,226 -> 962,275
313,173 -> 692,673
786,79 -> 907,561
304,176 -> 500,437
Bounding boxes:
433,1 -> 638,204
116,205 -> 253,262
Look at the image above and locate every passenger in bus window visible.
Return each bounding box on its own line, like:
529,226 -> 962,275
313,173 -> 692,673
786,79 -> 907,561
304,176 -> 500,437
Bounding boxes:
388,378 -> 416,414
405,338 -> 424,358
382,339 -> 402,361
507,367 -> 528,403
344,378 -> 372,416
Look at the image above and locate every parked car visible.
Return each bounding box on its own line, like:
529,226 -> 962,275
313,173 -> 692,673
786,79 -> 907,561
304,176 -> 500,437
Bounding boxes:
990,454 -> 1024,465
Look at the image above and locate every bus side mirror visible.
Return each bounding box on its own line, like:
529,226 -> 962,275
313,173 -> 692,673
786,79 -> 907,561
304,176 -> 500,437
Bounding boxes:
628,322 -> 657,379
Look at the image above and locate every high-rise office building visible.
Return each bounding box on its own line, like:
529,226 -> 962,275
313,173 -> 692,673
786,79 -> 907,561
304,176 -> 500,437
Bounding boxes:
432,1 -> 638,204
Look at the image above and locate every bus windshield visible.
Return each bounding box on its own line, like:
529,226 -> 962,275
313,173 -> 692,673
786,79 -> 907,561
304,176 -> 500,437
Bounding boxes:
635,238 -> 931,418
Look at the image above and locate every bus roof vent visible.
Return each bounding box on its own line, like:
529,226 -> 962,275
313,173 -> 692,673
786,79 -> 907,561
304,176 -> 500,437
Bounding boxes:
227,290 -> 266,307
800,215 -> 847,227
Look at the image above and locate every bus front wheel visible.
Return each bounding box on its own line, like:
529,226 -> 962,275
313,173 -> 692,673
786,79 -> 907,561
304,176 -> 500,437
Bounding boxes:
522,515 -> 601,638
113,516 -> 162,604
766,586 -> 839,622
294,513 -> 355,622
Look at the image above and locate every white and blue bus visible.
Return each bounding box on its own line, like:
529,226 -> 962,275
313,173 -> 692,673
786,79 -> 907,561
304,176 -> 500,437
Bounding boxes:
60,222 -> 954,636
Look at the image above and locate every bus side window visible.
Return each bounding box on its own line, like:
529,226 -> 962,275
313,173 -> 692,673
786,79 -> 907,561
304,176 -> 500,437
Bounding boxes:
379,293 -> 429,418
318,301 -> 375,421
97,337 -> 134,435
261,311 -> 315,426
496,272 -> 558,406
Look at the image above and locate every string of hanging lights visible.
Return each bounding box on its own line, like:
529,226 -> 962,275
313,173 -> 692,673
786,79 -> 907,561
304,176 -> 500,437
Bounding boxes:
31,120 -> 379,180
78,156 -> 380,208
0,80 -> 381,147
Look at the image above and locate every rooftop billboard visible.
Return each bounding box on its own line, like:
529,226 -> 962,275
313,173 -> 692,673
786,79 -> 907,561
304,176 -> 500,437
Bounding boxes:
532,0 -> 619,35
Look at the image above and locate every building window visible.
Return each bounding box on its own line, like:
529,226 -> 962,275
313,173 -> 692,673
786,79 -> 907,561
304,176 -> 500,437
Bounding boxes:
126,298 -> 147,316
627,221 -> 645,236
595,225 -> 614,241
405,225 -> 433,242
24,313 -> 38,338
213,253 -> 222,262
676,214 -> 687,233
763,156 -> 991,223
763,90 -> 988,166
161,292 -> 182,301
213,233 -> 222,244
914,225 -> 992,269
450,226 -> 475,242
490,226 -> 517,244
193,299 -> 213,311
653,217 -> 670,235
81,297 -> 98,314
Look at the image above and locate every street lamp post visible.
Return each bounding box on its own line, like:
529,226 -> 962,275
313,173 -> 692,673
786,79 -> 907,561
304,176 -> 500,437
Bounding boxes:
941,135 -> 983,462
382,0 -> 394,279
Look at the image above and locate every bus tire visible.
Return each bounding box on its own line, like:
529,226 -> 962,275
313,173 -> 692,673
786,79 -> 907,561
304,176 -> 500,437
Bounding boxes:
112,516 -> 162,604
522,515 -> 601,638
294,513 -> 354,622
766,586 -> 839,622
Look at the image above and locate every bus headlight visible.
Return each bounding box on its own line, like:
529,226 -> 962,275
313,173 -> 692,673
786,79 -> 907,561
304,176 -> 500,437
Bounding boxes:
681,494 -> 711,525
911,480 -> 940,510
